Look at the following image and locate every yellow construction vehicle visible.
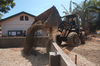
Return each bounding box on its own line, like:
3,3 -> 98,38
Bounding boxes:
32,6 -> 85,46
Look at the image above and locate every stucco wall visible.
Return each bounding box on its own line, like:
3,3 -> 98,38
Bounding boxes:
1,14 -> 35,36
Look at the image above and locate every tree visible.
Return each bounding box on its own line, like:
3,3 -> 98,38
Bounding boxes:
61,0 -> 73,16
61,1 -> 73,21
88,0 -> 100,12
61,5 -> 69,15
0,0 -> 15,13
0,13 -> 3,20
96,13 -> 100,29
87,0 -> 100,31
72,0 -> 91,30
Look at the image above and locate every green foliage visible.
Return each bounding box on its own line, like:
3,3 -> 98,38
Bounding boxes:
87,12 -> 100,32
88,6 -> 100,13
0,0 -> 15,13
96,13 -> 100,29
88,0 -> 100,12
87,0 -> 100,31
72,0 -> 100,32
0,13 -> 3,20
88,22 -> 96,32
72,0 -> 90,30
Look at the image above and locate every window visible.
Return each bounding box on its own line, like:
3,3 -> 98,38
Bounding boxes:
20,16 -> 24,21
20,15 -> 29,21
25,16 -> 29,21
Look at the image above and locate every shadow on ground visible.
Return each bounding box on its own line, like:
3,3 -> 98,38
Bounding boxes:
60,41 -> 86,53
21,48 -> 49,66
60,42 -> 78,51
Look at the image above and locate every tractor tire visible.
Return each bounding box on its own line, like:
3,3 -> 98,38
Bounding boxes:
67,32 -> 79,47
81,31 -> 85,44
55,34 -> 62,45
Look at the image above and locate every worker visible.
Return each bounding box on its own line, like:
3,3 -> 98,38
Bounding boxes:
70,18 -> 76,28
23,30 -> 26,37
70,19 -> 75,25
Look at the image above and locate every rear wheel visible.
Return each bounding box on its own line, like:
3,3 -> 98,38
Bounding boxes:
67,32 -> 79,46
55,34 -> 62,45
81,31 -> 85,44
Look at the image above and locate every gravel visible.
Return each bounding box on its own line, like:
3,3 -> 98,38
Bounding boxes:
61,41 -> 100,66
0,47 -> 49,66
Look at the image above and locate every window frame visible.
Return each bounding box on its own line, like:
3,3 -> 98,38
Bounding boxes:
25,16 -> 29,21
20,15 -> 24,21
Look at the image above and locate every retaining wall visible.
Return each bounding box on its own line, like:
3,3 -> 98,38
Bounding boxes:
49,42 -> 76,66
0,37 -> 25,47
0,37 -> 49,48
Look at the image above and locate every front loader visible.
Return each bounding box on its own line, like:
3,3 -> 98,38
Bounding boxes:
32,6 -> 85,47
56,14 -> 85,46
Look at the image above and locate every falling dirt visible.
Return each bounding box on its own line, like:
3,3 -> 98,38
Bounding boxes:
23,6 -> 61,56
23,21 -> 54,56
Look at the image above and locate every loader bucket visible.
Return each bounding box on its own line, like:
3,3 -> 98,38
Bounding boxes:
32,6 -> 61,28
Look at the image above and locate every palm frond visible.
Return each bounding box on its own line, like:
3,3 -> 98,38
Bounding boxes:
72,2 -> 81,9
63,11 -> 69,15
87,1 -> 91,6
83,0 -> 87,8
88,6 -> 100,11
61,5 -> 69,15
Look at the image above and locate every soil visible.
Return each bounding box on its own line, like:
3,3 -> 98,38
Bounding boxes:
87,34 -> 100,42
61,34 -> 100,66
0,47 -> 49,66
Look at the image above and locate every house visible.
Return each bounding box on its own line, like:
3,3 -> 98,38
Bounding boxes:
0,11 -> 36,37
0,11 -> 48,37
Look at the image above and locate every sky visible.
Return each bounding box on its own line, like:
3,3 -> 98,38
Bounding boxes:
2,0 -> 84,19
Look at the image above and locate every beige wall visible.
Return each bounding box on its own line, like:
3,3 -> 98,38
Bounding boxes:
1,14 -> 35,36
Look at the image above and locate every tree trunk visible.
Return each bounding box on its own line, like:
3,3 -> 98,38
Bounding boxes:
81,15 -> 85,31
